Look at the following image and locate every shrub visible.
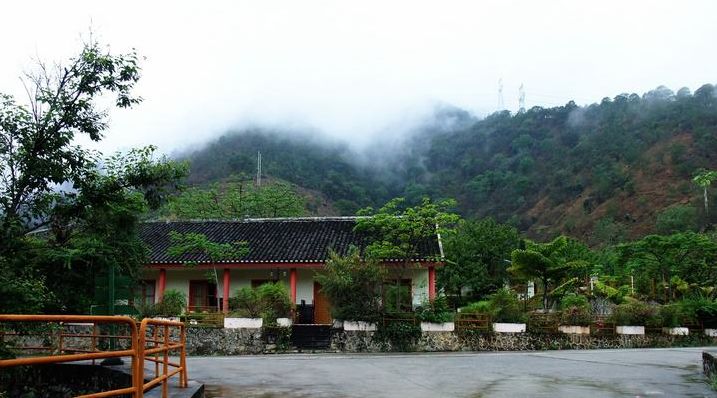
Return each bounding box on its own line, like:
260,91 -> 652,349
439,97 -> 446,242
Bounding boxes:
489,288 -> 526,323
155,290 -> 186,317
560,293 -> 589,310
229,283 -> 293,323
134,300 -> 158,319
559,306 -> 592,326
256,282 -> 293,324
314,249 -> 385,322
373,321 -> 422,351
608,301 -> 659,326
416,296 -> 454,323
678,296 -> 717,328
460,300 -> 493,316
658,304 -> 684,328
229,287 -> 262,318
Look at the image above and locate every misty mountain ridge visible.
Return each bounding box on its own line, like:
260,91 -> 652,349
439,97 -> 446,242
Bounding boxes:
181,84 -> 717,244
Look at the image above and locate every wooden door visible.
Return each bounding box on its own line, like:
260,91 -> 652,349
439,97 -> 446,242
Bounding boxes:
189,280 -> 207,312
313,282 -> 332,324
189,280 -> 217,312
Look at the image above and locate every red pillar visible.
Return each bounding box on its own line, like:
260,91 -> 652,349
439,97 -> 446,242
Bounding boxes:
223,268 -> 231,314
428,266 -> 436,301
158,268 -> 167,302
289,268 -> 297,304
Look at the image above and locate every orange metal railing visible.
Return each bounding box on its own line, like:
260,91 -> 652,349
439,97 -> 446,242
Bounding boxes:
138,318 -> 188,398
0,315 -> 187,398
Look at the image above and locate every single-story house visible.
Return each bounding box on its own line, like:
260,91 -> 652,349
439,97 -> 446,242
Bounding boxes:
138,217 -> 443,324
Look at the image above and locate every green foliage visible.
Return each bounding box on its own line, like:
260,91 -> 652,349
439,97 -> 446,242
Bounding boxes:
560,293 -> 589,310
415,296 -> 454,323
459,300 -> 493,316
440,218 -> 520,300
230,287 -> 263,318
186,85 -> 717,244
678,296 -> 717,328
162,178 -> 306,219
156,290 -> 186,317
356,197 -> 459,311
693,169 -> 717,213
314,249 -> 385,322
228,283 -> 292,322
608,301 -> 659,326
593,279 -> 626,303
509,236 -> 588,310
356,197 -> 459,261
373,321 -> 422,352
618,232 -> 717,302
383,283 -> 412,313
655,205 -> 698,234
559,306 -> 592,326
658,304 -> 685,328
167,232 -> 249,263
262,325 -> 292,351
256,282 -> 293,323
461,289 -> 526,323
184,129 -> 385,207
0,41 -> 187,314
487,288 -> 526,323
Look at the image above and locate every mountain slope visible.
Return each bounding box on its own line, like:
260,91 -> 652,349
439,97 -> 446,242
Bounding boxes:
181,84 -> 717,243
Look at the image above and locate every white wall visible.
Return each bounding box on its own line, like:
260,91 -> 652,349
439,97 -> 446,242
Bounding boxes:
385,268 -> 429,309
149,266 -> 429,308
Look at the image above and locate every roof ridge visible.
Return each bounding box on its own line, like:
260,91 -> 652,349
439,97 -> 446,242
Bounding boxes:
142,216 -> 367,224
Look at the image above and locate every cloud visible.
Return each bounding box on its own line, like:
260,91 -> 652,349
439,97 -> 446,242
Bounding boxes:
1,0 -> 716,155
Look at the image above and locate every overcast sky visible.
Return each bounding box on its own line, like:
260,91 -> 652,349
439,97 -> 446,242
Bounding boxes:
1,1 -> 716,154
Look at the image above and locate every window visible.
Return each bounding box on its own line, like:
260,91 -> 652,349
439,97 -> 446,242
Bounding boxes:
383,279 -> 412,313
132,280 -> 155,306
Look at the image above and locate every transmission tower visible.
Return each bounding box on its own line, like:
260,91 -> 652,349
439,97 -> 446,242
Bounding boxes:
497,78 -> 505,110
256,151 -> 262,187
518,83 -> 526,113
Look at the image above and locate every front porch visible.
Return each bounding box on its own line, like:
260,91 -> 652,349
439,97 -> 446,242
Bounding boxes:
144,264 -> 437,323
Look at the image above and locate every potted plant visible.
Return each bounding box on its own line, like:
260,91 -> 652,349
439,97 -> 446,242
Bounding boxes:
226,287 -> 263,328
489,288 -> 527,333
416,296 -> 455,332
609,301 -> 655,335
558,294 -> 591,335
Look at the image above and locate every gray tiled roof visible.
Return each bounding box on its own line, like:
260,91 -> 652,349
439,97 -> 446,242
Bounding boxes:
139,217 -> 441,264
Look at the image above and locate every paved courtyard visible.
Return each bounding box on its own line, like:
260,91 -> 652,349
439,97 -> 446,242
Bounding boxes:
187,347 -> 715,397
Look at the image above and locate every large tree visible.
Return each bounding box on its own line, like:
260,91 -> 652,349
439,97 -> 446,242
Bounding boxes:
0,40 -> 186,314
162,178 -> 305,219
439,218 -> 520,301
508,236 -> 575,311
618,232 -> 717,302
355,197 -> 459,310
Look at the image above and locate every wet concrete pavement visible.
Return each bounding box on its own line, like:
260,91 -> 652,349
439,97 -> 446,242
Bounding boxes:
187,347 -> 715,397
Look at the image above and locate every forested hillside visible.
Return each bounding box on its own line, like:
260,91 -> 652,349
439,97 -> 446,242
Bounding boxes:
182,84 -> 717,244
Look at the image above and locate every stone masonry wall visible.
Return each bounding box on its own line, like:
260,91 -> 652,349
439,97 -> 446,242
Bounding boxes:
705,351 -> 717,380
6,324 -> 715,356
330,330 -> 717,353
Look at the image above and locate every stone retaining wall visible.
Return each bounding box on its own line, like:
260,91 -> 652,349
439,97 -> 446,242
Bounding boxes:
705,352 -> 717,380
330,330 -> 717,353
5,325 -> 715,356
185,327 -> 267,355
